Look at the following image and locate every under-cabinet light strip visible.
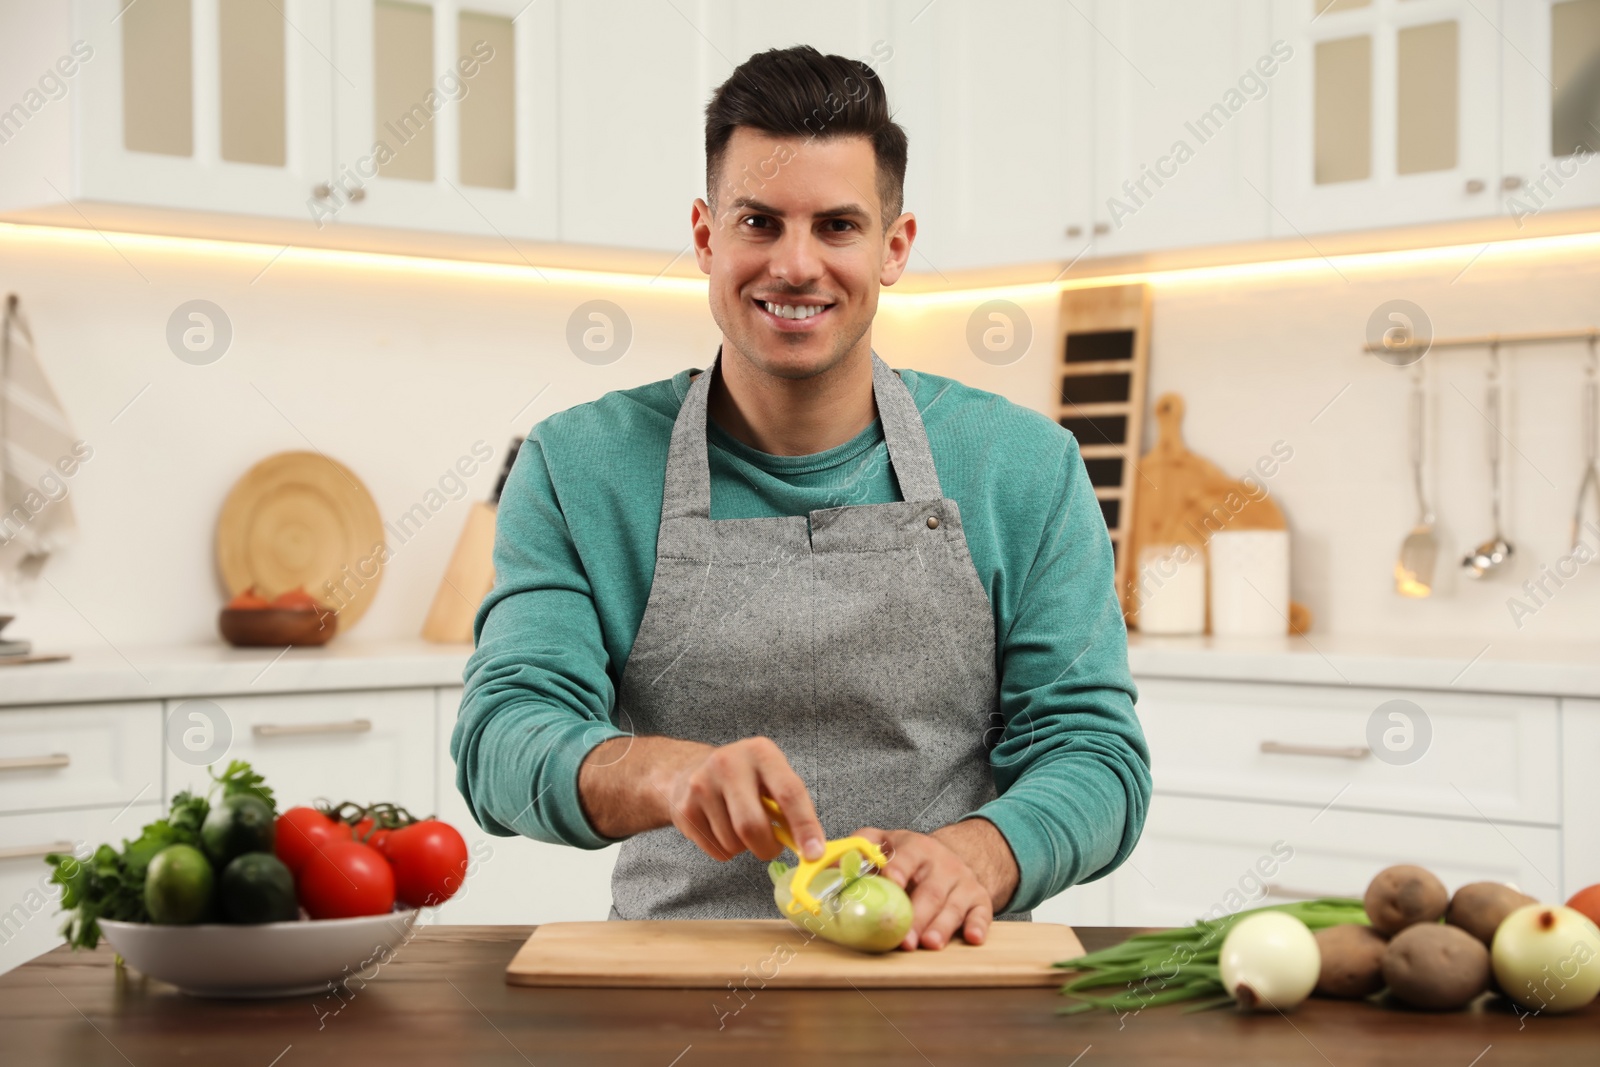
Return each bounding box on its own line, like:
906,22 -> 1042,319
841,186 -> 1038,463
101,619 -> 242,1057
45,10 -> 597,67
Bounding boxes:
3,220 -> 1598,305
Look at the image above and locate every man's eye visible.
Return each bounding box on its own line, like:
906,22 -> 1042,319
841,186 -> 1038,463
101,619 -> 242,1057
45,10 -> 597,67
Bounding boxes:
824,219 -> 856,233
741,215 -> 773,229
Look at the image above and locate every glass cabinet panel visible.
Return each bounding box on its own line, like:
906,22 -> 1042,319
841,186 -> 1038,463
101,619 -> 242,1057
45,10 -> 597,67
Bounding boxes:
122,0 -> 194,156
1396,20 -> 1458,174
219,0 -> 287,166
458,11 -> 515,190
374,0 -> 436,181
1315,35 -> 1372,183
1552,0 -> 1600,156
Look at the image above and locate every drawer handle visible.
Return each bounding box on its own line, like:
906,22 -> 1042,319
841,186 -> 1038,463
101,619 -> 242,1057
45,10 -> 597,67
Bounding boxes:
0,840 -> 77,861
0,753 -> 71,772
1259,741 -> 1371,760
253,719 -> 373,738
1264,883 -> 1349,901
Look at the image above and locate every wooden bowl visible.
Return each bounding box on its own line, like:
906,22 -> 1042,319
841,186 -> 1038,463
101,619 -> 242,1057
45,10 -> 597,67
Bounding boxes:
219,608 -> 338,647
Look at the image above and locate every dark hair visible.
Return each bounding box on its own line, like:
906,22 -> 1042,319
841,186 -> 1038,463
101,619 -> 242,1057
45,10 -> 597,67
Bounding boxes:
705,45 -> 907,222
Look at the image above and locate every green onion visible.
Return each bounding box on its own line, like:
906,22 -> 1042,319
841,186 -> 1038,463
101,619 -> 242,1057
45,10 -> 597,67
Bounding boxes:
1054,898 -> 1369,1012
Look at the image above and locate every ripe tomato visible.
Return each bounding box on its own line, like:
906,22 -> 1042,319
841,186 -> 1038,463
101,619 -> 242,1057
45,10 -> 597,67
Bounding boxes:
274,806 -> 351,875
350,816 -> 391,852
297,840 -> 395,919
1567,883 -> 1600,928
225,586 -> 271,610
382,819 -> 469,907
270,586 -> 324,612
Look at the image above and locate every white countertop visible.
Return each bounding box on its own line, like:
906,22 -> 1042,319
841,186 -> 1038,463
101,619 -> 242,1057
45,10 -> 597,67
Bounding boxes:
1129,633 -> 1600,698
0,639 -> 472,707
4,633 -> 1598,708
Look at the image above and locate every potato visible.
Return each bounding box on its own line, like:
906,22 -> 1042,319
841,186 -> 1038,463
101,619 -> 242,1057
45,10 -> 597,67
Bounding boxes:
1446,882 -> 1536,946
1382,923 -> 1491,1010
1364,865 -> 1449,936
1313,923 -> 1388,998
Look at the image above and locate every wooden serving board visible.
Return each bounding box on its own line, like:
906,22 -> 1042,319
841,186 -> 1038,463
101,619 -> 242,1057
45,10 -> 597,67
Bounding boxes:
505,920 -> 1084,989
1128,393 -> 1311,633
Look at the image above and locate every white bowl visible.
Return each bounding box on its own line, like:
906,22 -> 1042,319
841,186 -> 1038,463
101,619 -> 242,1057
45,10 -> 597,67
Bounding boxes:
99,909 -> 421,998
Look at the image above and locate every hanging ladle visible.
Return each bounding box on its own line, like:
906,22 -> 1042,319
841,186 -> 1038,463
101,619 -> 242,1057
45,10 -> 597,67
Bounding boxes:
1573,334 -> 1600,551
1463,341 -> 1513,578
1395,363 -> 1437,597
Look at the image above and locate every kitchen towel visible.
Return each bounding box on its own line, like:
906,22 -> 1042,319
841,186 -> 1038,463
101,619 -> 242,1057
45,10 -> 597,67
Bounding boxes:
1,294 -> 81,582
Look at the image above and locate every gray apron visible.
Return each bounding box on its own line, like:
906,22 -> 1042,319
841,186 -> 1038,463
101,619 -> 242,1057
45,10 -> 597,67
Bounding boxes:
607,352 -> 1029,922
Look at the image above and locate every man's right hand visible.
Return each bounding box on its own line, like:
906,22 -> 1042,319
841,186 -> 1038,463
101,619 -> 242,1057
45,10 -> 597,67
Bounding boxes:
578,734 -> 826,863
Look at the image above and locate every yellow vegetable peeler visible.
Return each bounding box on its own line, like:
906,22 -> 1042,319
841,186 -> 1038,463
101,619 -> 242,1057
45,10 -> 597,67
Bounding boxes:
760,795 -> 891,917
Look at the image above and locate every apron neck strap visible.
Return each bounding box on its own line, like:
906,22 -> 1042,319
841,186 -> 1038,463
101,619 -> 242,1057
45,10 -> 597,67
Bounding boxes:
661,351 -> 944,522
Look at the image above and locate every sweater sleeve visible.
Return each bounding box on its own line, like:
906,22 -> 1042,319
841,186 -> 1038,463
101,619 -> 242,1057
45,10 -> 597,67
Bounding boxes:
449,430 -> 630,849
969,438 -> 1152,914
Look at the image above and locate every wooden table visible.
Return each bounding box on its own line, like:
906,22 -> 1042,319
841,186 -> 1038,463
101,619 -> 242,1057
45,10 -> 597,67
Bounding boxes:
2,925 -> 1594,1066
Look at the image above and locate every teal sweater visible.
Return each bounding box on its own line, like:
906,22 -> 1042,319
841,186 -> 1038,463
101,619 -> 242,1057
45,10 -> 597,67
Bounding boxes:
451,364 -> 1150,914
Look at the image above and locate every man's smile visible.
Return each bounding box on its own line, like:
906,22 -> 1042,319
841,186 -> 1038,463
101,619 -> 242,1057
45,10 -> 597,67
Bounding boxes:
752,296 -> 838,331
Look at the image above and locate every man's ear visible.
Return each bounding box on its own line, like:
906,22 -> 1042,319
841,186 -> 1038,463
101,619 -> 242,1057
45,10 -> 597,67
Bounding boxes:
880,212 -> 916,286
691,198 -> 715,275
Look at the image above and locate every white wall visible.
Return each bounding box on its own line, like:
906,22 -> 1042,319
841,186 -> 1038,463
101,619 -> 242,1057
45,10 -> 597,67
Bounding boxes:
883,238 -> 1600,645
3,222 -> 1599,655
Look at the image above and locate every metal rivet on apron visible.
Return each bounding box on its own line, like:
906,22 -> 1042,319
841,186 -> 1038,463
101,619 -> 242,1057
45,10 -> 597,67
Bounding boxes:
926,515 -> 940,529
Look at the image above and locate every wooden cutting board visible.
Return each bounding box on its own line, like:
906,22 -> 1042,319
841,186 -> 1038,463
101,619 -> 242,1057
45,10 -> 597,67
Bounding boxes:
505,920 -> 1084,989
1128,393 -> 1311,633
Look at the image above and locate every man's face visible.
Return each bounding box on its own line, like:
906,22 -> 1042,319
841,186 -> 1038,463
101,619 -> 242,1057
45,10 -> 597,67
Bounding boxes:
692,128 -> 914,380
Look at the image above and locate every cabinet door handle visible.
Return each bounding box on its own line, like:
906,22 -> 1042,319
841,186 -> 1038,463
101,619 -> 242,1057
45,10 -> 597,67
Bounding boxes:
0,840 -> 76,861
252,719 -> 373,738
1465,178 -> 1486,194
1259,740 -> 1370,760
1501,175 -> 1523,191
1066,224 -> 1084,238
1093,222 -> 1110,235
0,753 -> 71,772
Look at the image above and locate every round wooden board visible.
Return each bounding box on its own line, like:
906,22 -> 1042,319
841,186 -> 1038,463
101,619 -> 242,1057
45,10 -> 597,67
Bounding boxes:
215,451 -> 385,630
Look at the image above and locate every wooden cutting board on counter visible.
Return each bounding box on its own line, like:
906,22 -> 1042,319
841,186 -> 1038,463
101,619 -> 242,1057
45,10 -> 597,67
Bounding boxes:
505,920 -> 1085,988
1128,392 -> 1311,633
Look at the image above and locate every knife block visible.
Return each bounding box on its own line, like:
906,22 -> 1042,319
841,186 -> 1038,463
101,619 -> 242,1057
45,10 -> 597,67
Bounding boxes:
421,500 -> 497,644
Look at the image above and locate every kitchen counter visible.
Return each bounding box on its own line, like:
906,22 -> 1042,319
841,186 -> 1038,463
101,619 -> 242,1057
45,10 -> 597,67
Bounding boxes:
2,925 -> 1592,1066
1129,632 -> 1600,698
7,631 -> 1600,710
0,639 -> 471,707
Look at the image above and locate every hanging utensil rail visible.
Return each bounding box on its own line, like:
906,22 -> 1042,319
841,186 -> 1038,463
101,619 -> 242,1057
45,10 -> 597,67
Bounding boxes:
1362,327 -> 1598,355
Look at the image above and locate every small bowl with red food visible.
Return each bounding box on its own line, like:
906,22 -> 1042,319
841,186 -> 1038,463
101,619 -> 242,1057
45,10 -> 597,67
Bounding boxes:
219,585 -> 338,647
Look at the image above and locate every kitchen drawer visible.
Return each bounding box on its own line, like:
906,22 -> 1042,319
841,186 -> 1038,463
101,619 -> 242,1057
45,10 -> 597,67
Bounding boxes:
165,690 -> 435,815
0,805 -> 159,976
1111,794 -> 1562,929
1137,678 -> 1559,825
1562,698 -> 1600,900
0,703 -> 163,815
430,688 -> 619,925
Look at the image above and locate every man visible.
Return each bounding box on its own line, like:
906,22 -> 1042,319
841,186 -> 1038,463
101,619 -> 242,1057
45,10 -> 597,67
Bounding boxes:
452,46 -> 1149,952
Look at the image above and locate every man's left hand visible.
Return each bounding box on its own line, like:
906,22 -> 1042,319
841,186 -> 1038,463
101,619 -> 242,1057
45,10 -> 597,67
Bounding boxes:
849,819 -> 1020,951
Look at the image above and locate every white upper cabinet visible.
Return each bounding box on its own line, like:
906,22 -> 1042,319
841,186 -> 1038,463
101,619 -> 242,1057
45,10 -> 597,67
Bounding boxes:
328,0 -> 558,239
1089,0 -> 1274,255
1500,0 -> 1600,219
896,0 -> 1094,271
0,0 -> 335,220
1268,0 -> 1503,234
553,0 -> 710,255
3,0 -> 1597,261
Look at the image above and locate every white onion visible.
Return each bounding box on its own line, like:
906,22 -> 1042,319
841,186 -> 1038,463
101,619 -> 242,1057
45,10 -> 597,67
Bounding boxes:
1219,912 -> 1322,1012
1491,903 -> 1600,1014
